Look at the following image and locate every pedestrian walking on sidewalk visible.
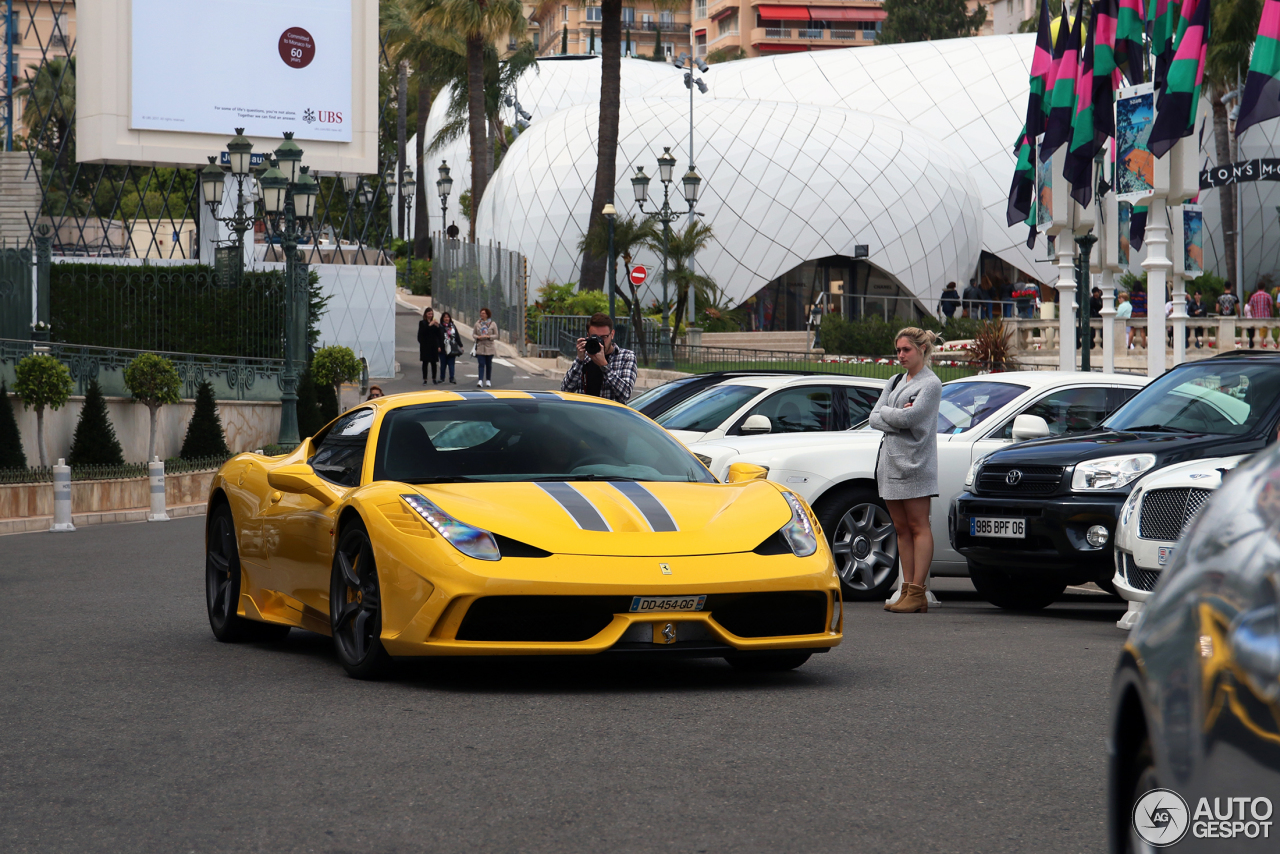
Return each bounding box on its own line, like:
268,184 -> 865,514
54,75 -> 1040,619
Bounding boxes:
473,308 -> 498,388
438,312 -> 462,384
417,307 -> 443,384
869,327 -> 942,614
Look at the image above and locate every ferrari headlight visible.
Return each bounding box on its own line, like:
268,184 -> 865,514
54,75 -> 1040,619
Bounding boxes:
401,494 -> 501,561
1120,487 -> 1143,527
779,492 -> 819,557
1072,454 -> 1156,491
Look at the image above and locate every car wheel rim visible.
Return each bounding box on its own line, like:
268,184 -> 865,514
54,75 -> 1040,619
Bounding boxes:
333,534 -> 380,664
206,514 -> 235,623
830,502 -> 897,591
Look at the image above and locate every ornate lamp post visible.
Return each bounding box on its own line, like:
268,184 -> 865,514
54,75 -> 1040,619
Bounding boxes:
632,147 -> 699,370
437,160 -> 453,237
402,169 -> 418,290
206,129 -> 319,448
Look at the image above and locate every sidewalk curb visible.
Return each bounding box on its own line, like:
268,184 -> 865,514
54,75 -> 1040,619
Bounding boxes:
1,502 -> 207,536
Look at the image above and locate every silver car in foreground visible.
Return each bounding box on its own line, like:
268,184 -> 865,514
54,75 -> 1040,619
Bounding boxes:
1109,443 -> 1280,852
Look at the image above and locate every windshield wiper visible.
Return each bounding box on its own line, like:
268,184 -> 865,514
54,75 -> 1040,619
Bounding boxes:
1116,424 -> 1192,433
403,476 -> 482,484
527,474 -> 640,482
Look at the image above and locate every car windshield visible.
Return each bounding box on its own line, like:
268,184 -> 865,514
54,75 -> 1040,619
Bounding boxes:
374,399 -> 717,484
655,384 -> 761,432
1103,362 -> 1280,435
627,377 -> 698,412
937,381 -> 1028,434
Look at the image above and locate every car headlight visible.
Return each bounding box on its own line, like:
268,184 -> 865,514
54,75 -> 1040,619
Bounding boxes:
964,457 -> 985,489
778,492 -> 819,557
1120,487 -> 1143,527
401,494 -> 501,561
1071,454 -> 1156,491
694,453 -> 713,467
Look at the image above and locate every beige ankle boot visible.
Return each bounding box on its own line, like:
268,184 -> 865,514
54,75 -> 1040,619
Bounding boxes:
887,583 -> 928,613
884,581 -> 909,611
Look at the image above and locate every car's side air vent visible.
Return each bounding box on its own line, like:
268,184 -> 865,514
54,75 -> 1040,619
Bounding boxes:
493,534 -> 552,558
752,531 -> 791,555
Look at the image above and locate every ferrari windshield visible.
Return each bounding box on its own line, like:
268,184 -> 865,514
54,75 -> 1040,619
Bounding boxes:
937,381 -> 1028,434
1103,362 -> 1280,435
373,398 -> 717,484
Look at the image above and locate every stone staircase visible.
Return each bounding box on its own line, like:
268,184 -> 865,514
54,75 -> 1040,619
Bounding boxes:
696,331 -> 822,356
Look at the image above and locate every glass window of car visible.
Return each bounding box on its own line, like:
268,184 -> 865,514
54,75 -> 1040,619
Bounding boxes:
655,384 -> 761,432
993,386 -> 1112,439
627,376 -> 702,414
310,408 -> 375,487
374,399 -> 716,483
937,382 -> 1028,434
1103,363 -> 1280,435
730,385 -> 847,434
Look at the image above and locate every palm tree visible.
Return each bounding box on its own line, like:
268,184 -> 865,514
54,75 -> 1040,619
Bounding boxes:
18,57 -> 75,173
1207,0 -> 1262,288
644,219 -> 716,345
427,0 -> 526,240
579,0 -> 623,292
578,213 -> 655,363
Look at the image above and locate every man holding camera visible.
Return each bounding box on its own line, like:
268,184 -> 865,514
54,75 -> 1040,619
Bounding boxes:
561,313 -> 638,403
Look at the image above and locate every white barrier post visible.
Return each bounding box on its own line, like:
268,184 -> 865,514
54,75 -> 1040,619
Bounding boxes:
50,458 -> 75,532
148,456 -> 170,522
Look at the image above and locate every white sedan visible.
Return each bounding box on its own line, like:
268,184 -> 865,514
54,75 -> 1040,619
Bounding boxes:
1112,454 -> 1248,630
689,371 -> 1150,600
654,374 -> 888,445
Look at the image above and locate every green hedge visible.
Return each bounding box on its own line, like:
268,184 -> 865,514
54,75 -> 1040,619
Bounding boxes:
820,316 -> 983,357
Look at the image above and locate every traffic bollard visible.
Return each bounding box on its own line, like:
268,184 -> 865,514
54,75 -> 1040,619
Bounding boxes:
147,456 -> 170,522
49,458 -> 75,532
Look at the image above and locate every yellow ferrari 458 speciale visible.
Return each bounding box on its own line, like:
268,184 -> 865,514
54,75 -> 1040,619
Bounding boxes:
205,390 -> 842,678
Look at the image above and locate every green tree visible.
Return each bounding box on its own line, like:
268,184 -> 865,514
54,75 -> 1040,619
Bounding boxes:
578,213 -> 657,363
124,353 -> 182,463
0,382 -> 27,469
67,379 -> 125,466
1206,0 -> 1263,287
705,46 -> 748,64
296,367 -> 327,439
311,346 -> 363,412
426,0 -> 527,239
878,0 -> 986,43
13,354 -> 74,467
643,219 -> 716,345
179,381 -> 230,460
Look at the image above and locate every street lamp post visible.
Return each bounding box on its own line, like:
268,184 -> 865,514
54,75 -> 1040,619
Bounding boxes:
1075,230 -> 1098,372
204,129 -> 319,448
673,54 -> 709,327
437,160 -> 453,239
602,202 -> 617,329
402,169 -> 418,291
632,147 -> 700,370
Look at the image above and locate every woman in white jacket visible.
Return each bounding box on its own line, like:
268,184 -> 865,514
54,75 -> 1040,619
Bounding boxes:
868,327 -> 942,614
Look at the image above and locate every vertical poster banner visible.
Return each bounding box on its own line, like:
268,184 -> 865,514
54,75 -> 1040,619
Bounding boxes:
1181,204 -> 1203,278
131,0 -> 354,143
1036,135 -> 1054,232
1118,202 -> 1131,268
1115,84 -> 1155,203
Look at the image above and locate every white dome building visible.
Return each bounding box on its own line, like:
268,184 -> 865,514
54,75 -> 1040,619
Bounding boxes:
426,36 -> 1060,324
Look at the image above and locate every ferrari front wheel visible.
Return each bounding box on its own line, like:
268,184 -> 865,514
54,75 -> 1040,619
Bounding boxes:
330,519 -> 392,679
206,504 -> 290,643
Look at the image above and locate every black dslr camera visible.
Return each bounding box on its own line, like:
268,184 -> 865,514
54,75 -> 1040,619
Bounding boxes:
584,334 -> 605,356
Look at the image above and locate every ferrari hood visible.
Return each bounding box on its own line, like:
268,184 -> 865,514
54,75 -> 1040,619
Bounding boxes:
404,479 -> 793,557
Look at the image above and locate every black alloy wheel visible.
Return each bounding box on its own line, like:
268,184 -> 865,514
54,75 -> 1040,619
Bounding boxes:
1123,740 -> 1161,854
330,519 -> 392,679
724,651 -> 813,672
968,561 -> 1066,611
815,487 -> 899,601
205,504 -> 291,643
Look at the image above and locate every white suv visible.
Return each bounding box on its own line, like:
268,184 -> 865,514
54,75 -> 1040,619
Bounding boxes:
689,371 -> 1149,599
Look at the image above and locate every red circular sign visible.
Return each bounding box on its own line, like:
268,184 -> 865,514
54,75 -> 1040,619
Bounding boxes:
629,265 -> 647,285
278,28 -> 316,69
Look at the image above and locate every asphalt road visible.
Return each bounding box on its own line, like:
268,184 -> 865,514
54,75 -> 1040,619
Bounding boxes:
2,518 -> 1128,853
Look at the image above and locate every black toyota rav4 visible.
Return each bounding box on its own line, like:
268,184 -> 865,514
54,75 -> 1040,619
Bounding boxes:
951,353 -> 1280,610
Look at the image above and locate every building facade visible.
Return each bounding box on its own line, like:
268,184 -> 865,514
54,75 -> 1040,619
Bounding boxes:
531,3 -> 694,58
692,1 -> 884,60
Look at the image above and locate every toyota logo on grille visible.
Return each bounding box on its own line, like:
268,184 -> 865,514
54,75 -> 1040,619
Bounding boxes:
1006,470 -> 1023,486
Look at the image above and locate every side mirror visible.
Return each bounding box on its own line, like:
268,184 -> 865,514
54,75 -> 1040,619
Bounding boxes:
267,463 -> 337,505
740,414 -> 772,434
726,462 -> 769,483
1011,414 -> 1051,442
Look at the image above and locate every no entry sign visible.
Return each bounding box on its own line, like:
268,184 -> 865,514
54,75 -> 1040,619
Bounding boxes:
629,265 -> 647,285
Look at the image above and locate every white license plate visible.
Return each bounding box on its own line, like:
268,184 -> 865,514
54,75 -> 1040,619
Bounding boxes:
969,517 -> 1026,538
1158,546 -> 1175,566
629,595 -> 707,613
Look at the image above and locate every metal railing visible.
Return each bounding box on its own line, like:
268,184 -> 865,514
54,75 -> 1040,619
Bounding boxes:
797,28 -> 824,39
431,236 -> 528,353
765,27 -> 792,37
0,455 -> 231,485
0,339 -> 285,401
1004,316 -> 1280,354
542,316 -> 662,358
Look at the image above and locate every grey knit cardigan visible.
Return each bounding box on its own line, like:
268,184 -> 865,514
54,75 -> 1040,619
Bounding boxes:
868,367 -> 942,500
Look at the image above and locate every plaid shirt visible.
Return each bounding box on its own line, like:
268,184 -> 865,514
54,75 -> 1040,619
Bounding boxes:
561,345 -> 637,403
1249,291 -> 1275,319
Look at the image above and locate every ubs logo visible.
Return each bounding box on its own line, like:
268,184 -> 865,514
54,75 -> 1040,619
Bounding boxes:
302,109 -> 315,124
302,109 -> 343,125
